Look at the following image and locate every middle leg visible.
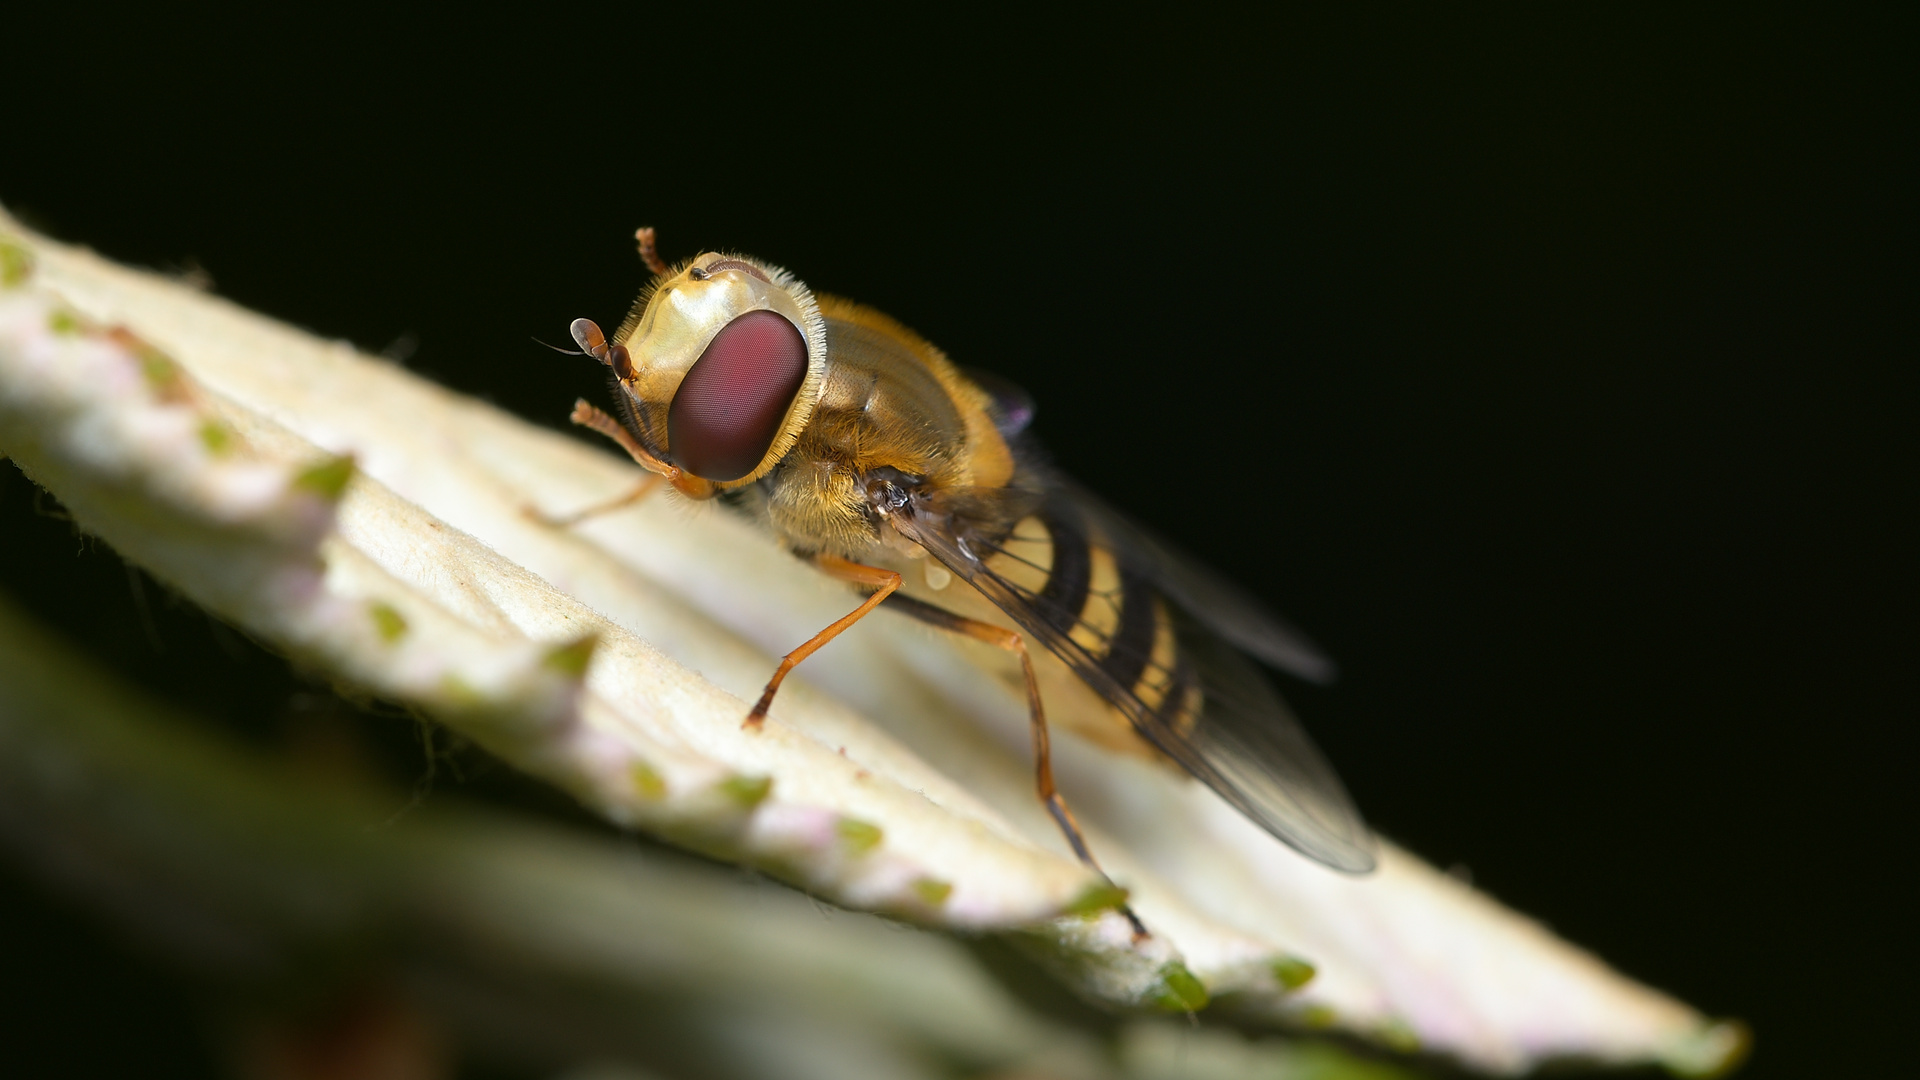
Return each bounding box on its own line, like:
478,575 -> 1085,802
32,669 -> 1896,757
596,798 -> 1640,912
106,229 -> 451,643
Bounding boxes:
883,591 -> 1150,939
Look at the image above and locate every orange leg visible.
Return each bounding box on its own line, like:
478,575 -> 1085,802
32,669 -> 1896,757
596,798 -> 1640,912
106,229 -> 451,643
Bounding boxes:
747,555 -> 902,727
881,592 -> 1150,939
569,400 -> 715,501
537,473 -> 664,527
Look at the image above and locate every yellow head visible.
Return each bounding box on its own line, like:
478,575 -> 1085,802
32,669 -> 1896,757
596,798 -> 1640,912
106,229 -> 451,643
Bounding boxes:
594,252 -> 828,485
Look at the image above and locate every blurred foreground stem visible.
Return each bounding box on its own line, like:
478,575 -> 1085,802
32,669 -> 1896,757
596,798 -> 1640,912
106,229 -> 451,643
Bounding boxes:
0,593 -> 1413,1080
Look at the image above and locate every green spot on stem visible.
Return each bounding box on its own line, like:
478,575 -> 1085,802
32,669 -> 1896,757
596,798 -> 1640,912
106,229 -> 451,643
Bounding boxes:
909,877 -> 952,906
368,602 -> 408,643
719,774 -> 771,808
138,350 -> 183,396
198,419 -> 233,455
1298,1005 -> 1339,1030
1151,962 -> 1210,1013
1272,956 -> 1317,991
0,238 -> 32,286
1378,1019 -> 1420,1054
1664,1019 -> 1752,1079
48,309 -> 83,335
834,817 -> 883,853
630,761 -> 666,799
541,634 -> 598,677
1060,881 -> 1129,918
293,456 -> 354,500
438,673 -> 486,709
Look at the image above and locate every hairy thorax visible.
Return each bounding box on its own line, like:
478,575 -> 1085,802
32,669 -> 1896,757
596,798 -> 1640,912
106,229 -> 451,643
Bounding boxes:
755,300 -> 1012,558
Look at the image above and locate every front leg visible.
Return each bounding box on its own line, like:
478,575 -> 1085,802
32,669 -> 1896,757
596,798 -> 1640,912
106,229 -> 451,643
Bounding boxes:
569,399 -> 716,501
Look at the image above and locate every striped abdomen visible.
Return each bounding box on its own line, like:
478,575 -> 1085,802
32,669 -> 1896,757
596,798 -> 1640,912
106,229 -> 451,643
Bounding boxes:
981,507 -> 1204,747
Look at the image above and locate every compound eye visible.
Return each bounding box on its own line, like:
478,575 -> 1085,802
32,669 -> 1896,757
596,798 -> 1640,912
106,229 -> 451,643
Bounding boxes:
668,310 -> 809,481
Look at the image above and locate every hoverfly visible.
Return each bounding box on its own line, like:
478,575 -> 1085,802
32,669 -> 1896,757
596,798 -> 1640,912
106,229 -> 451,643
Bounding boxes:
564,229 -> 1375,916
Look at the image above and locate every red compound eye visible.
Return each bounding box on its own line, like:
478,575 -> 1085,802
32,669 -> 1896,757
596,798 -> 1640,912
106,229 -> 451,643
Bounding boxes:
667,310 -> 809,481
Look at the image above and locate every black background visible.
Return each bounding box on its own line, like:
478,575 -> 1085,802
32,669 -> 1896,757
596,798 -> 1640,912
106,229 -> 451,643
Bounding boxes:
2,7 -> 1910,1078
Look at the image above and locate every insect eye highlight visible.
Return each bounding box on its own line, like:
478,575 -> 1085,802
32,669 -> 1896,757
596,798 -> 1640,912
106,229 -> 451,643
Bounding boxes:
667,310 -> 809,481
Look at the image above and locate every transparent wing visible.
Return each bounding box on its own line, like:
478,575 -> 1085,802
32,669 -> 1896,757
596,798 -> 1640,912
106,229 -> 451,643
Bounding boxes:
957,365 -> 1036,436
891,485 -> 1375,874
1058,478 -> 1337,683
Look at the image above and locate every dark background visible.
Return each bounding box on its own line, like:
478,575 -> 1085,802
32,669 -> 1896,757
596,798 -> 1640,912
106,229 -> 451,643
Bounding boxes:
2,7 -> 1910,1078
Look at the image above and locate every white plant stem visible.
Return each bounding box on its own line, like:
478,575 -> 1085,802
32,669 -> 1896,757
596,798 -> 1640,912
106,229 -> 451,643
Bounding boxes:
0,217 -> 1746,1076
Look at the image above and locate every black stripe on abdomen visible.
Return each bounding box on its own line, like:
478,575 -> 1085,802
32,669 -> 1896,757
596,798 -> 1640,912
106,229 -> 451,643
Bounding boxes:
1156,648 -> 1199,734
1035,507 -> 1091,636
1099,565 -> 1157,692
